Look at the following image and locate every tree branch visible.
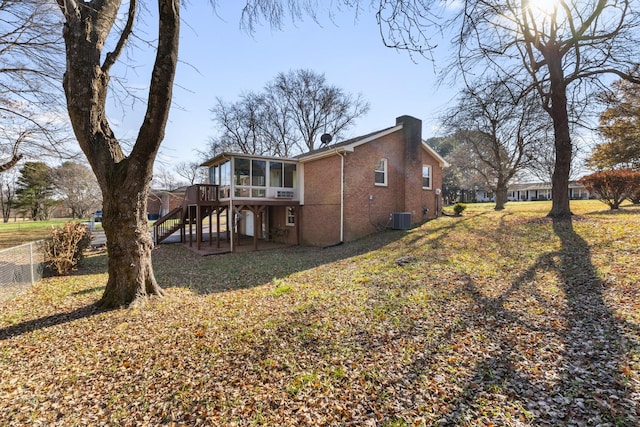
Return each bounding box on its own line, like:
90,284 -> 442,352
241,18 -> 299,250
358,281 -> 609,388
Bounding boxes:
102,0 -> 137,73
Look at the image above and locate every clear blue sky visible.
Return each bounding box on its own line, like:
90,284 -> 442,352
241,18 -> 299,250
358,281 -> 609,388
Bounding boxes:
109,2 -> 459,167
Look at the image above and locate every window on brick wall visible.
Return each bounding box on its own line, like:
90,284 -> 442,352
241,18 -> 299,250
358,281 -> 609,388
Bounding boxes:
422,165 -> 432,189
375,158 -> 387,186
286,207 -> 295,226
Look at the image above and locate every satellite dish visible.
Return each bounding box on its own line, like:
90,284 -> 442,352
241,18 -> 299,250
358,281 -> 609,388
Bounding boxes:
320,133 -> 332,146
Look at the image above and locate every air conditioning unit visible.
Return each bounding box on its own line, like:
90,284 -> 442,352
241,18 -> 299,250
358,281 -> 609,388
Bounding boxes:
391,212 -> 412,230
275,190 -> 294,198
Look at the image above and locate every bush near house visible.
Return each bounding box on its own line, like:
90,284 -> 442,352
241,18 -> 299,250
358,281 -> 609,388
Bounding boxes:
630,177 -> 640,205
579,169 -> 640,209
453,202 -> 467,215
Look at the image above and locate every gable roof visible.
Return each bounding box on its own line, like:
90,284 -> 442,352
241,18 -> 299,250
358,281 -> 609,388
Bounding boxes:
200,116 -> 449,168
296,123 -> 449,168
296,125 -> 401,162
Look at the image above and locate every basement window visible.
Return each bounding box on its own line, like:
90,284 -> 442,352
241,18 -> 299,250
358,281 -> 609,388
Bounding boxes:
286,207 -> 295,226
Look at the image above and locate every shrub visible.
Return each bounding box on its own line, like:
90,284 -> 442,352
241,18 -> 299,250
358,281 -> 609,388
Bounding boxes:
578,169 -> 640,209
453,202 -> 467,216
630,172 -> 640,204
45,222 -> 91,275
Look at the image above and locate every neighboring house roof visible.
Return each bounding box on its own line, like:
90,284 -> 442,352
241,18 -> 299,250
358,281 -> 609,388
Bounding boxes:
507,181 -> 586,192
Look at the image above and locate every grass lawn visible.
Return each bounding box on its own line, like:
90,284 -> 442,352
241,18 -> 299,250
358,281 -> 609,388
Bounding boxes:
0,218 -> 102,250
1,200 -> 639,426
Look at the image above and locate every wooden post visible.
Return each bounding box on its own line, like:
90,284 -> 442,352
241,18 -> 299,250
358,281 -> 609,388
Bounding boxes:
216,208 -> 221,248
253,208 -> 259,251
188,205 -> 193,247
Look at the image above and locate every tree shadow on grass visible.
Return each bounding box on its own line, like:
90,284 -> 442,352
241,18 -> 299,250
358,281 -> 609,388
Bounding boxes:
0,228 -> 406,339
551,218 -> 638,423
0,304 -> 110,341
434,217 -> 639,425
153,229 -> 409,294
586,203 -> 640,216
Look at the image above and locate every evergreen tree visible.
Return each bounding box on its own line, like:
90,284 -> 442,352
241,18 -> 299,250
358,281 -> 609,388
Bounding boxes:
16,162 -> 56,220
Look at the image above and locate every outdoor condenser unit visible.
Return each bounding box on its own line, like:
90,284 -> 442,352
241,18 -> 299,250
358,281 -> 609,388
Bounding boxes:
391,212 -> 412,230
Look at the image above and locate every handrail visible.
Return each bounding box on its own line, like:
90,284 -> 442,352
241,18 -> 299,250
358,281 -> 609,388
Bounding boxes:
153,184 -> 220,245
153,206 -> 183,244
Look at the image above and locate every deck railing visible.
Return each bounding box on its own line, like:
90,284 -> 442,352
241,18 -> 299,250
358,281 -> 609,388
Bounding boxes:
185,184 -> 218,204
153,184 -> 220,244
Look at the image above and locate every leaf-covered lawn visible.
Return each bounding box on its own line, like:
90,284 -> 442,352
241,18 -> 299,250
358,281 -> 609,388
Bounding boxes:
1,201 -> 639,426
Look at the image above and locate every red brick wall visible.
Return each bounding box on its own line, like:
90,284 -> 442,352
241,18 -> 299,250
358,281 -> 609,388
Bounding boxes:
400,147 -> 443,221
300,156 -> 342,246
167,193 -> 184,211
301,118 -> 445,246
269,205 -> 299,245
342,130 -> 407,241
420,149 -> 444,218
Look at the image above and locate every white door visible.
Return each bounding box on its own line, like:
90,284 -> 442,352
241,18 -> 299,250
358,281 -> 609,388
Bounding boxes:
244,211 -> 254,237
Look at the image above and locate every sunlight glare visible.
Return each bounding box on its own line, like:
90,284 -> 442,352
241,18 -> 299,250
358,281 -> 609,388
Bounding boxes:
529,0 -> 559,15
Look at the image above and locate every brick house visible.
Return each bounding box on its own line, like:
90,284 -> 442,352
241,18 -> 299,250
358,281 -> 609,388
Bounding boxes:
297,115 -> 447,246
154,115 -> 447,250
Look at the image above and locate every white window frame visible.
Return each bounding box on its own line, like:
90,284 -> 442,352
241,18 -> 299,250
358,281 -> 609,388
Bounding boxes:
286,207 -> 295,226
374,158 -> 388,187
422,165 -> 432,190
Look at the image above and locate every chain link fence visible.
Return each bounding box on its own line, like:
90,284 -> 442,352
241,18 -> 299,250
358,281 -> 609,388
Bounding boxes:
0,240 -> 46,305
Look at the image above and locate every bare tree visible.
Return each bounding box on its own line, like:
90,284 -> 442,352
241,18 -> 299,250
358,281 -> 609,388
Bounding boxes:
0,0 -> 72,165
211,94 -> 271,156
174,161 -> 206,185
211,69 -> 370,156
54,1 -> 344,308
0,169 -> 19,222
51,161 -> 101,219
152,166 -> 183,190
443,79 -> 548,210
54,0 -> 179,307
376,0 -> 640,218
269,69 -> 370,152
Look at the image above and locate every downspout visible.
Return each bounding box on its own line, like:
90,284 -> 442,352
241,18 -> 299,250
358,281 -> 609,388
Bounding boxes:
336,150 -> 345,243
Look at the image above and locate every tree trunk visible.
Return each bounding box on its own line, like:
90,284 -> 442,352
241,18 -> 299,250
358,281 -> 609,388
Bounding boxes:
57,0 -> 180,308
546,53 -> 572,218
494,184 -> 508,211
98,178 -> 162,308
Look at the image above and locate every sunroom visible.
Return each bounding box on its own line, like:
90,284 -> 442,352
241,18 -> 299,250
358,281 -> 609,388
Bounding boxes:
200,153 -> 302,250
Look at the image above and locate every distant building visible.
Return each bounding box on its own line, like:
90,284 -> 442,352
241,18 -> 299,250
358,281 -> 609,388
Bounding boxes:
473,181 -> 590,203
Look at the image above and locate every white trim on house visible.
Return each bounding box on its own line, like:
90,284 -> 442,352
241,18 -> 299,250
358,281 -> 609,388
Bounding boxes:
297,125 -> 403,163
421,141 -> 449,168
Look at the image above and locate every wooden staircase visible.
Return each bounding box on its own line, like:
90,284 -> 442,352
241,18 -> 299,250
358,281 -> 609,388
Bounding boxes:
153,184 -> 220,245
